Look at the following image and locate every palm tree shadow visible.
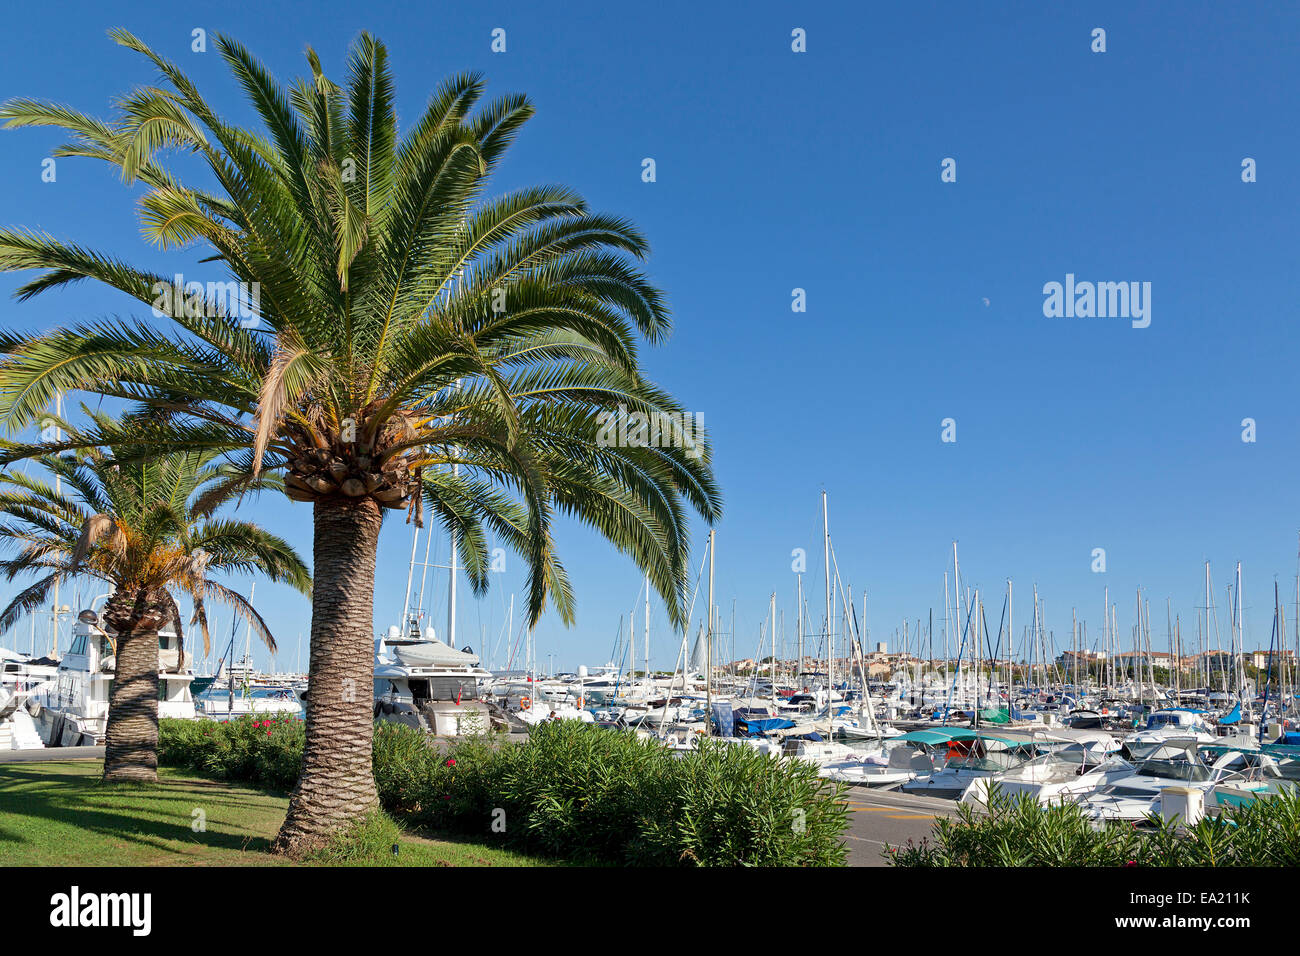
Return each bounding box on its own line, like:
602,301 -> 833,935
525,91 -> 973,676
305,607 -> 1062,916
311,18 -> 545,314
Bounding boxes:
0,765 -> 277,858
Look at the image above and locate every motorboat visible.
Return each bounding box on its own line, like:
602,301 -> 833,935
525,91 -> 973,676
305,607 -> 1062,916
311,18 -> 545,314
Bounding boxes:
901,731 -> 1046,798
1124,708 -> 1217,746
0,684 -> 44,750
0,648 -> 56,750
195,683 -> 303,719
821,741 -> 937,788
960,735 -> 1133,807
1076,741 -> 1247,823
374,625 -> 506,735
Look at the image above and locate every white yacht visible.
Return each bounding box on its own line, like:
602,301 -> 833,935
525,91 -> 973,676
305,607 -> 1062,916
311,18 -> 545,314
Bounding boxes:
960,738 -> 1133,807
1076,742 -> 1248,823
901,734 -> 1045,798
374,625 -> 505,735
821,743 -> 936,788
194,683 -> 303,718
1123,708 -> 1218,746
31,610 -> 197,746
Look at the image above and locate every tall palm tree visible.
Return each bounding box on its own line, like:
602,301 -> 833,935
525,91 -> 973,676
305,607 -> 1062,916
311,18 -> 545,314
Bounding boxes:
0,31 -> 720,853
0,411 -> 310,782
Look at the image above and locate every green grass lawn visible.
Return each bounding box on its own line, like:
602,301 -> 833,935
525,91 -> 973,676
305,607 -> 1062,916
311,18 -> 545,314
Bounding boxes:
0,760 -> 552,867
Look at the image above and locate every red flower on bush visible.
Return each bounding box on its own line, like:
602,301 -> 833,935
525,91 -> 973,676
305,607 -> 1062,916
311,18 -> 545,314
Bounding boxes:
445,758 -> 456,767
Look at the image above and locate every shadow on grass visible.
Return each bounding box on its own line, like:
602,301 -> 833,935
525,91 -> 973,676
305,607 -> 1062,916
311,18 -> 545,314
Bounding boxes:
395,820 -> 599,867
0,763 -> 278,858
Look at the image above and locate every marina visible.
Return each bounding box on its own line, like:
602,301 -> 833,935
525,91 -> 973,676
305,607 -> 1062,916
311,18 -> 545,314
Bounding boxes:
7,490 -> 1296,841
0,7 -> 1291,926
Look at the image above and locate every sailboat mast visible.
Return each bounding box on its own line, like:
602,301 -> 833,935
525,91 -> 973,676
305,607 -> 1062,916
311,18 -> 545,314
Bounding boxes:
705,528 -> 715,734
447,490 -> 458,649
943,571 -> 950,687
953,544 -> 962,696
1103,585 -> 1109,694
1236,562 -> 1245,703
1006,580 -> 1012,710
769,592 -> 777,712
400,523 -> 419,635
796,574 -> 804,683
645,573 -> 651,686
730,600 -> 736,683
823,492 -> 832,718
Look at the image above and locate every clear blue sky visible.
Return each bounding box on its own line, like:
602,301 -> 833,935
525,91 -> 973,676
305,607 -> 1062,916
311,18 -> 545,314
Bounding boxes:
2,1 -> 1298,670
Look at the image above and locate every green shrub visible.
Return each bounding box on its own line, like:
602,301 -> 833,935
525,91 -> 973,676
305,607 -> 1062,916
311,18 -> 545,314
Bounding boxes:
377,722 -> 848,866
888,783 -> 1300,867
630,738 -> 847,866
1210,788 -> 1300,866
159,715 -> 303,791
164,717 -> 850,866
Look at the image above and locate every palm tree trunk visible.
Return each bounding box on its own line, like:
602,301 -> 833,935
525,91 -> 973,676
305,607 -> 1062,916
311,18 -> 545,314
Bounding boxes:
102,590 -> 164,784
273,496 -> 383,856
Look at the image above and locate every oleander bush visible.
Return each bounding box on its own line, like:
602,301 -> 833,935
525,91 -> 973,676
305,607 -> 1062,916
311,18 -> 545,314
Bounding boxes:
374,721 -> 848,866
888,783 -> 1300,867
158,715 -> 304,791
162,717 -> 849,866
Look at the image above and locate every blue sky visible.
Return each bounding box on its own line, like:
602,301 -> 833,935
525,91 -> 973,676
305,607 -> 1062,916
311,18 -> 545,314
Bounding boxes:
2,1 -> 1298,670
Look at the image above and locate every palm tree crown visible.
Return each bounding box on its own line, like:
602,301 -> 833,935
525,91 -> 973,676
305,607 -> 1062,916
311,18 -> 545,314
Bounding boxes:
0,29 -> 720,626
0,409 -> 311,657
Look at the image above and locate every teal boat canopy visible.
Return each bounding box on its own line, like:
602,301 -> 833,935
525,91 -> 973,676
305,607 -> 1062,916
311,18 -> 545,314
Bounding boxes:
894,728 -> 1026,748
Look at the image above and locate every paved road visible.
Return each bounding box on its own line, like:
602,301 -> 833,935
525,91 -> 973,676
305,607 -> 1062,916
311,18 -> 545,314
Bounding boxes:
0,746 -> 103,764
841,787 -> 958,866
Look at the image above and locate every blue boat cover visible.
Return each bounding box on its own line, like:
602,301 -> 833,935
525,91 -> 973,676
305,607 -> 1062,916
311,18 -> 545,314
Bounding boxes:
737,717 -> 796,736
711,701 -> 735,737
1220,702 -> 1242,725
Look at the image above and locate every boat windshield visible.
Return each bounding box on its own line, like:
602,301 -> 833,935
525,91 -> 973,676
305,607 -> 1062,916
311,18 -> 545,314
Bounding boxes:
1146,712 -> 1186,728
1134,758 -> 1212,782
950,750 -> 1027,773
1028,744 -> 1104,772
1274,759 -> 1300,781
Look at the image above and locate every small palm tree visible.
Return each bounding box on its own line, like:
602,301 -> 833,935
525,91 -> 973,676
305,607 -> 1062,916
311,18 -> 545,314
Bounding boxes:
0,412 -> 310,782
0,30 -> 719,852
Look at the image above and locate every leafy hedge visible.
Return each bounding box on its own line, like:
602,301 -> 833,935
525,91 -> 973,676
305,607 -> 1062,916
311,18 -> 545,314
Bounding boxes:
889,783 -> 1300,867
159,715 -> 304,791
159,717 -> 848,866
375,720 -> 848,865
